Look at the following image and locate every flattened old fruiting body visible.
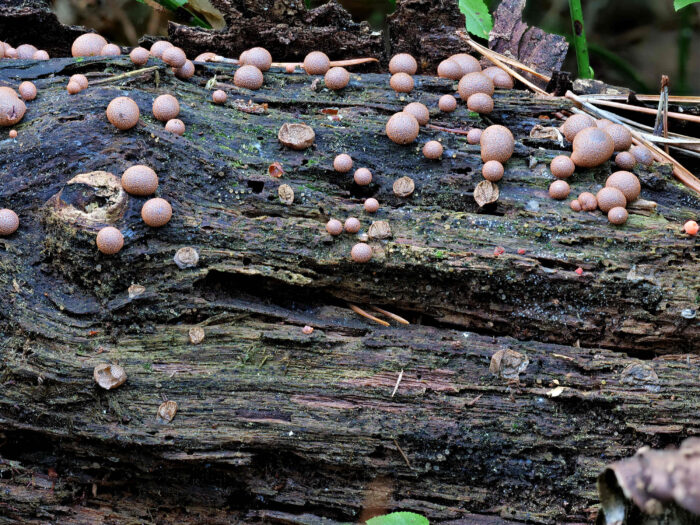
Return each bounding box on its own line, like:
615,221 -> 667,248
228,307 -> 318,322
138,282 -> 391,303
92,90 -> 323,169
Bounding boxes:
0,92 -> 26,126
278,123 -> 315,150
93,363 -> 127,390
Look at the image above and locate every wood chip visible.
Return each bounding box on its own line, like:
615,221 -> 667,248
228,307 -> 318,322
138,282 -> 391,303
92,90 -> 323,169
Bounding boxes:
393,176 -> 415,197
278,184 -> 294,205
368,220 -> 392,240
189,326 -> 205,344
157,400 -> 178,423
474,180 -> 499,207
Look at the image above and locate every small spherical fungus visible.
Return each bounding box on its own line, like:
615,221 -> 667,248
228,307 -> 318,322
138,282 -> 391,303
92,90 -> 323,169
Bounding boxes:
354,167 -> 372,186
458,72 -> 494,101
18,81 -> 36,101
571,127 -> 615,168
561,113 -> 596,142
324,67 -> 350,90
141,198 -> 172,227
578,192 -> 598,211
326,219 -> 343,236
385,112 -> 419,145
241,47 -> 272,71
165,118 -> 185,135
303,51 -> 331,75
5,47 -> 18,59
344,217 -> 361,233
212,89 -> 227,104
482,66 -> 514,89
351,242 -> 373,263
150,40 -> 173,58
570,199 -> 582,212
33,50 -> 49,60
608,206 -> 628,225
17,44 -> 38,59
0,91 -> 26,126
423,140 -> 443,160
596,187 -> 627,213
130,47 -> 150,65
389,53 -> 417,75
285,64 -> 296,73
72,33 -> 108,57
0,87 -> 18,98
550,155 -> 575,179
278,122 -> 315,150
364,198 -> 379,213
684,220 -> 699,236
152,94 -> 179,122
106,96 -> 140,130
605,124 -> 633,151
234,64 -> 264,90
93,363 -> 127,390
302,325 -> 314,335
482,160 -> 504,182
70,74 -> 88,90
334,154 -> 353,173
606,170 -> 641,202
437,59 -> 463,80
162,46 -> 186,68
615,151 -> 636,170
66,81 -> 81,95
122,165 -> 158,196
100,43 -> 121,56
195,52 -> 216,62
631,145 -> 654,166
438,94 -> 457,113
174,60 -> 195,80
449,53 -> 481,75
467,93 -> 493,114
549,180 -> 570,200
480,124 -> 514,163
403,102 -> 429,126
96,226 -> 124,254
596,119 -> 614,129
0,208 -> 19,236
9,129 -> 17,139
390,72 -> 414,93
467,128 -> 482,145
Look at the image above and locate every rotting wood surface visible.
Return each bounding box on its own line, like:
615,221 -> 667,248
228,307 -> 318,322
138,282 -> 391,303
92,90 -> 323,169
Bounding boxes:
0,54 -> 698,524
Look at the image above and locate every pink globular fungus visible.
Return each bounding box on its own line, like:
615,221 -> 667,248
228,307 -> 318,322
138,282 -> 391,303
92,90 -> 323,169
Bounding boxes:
364,198 -> 379,213
96,226 -> 124,254
212,89 -> 227,104
354,168 -> 372,186
423,140 -> 443,160
106,96 -> 140,130
141,198 -> 173,227
344,217 -> 361,233
326,219 -> 343,236
351,243 -> 373,263
152,94 -> 179,122
333,154 -> 353,173
438,94 -> 457,113
0,208 -> 19,236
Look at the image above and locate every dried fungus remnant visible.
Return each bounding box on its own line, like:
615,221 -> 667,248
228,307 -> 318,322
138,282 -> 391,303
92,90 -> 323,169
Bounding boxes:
189,326 -> 205,344
106,97 -> 139,130
93,363 -> 127,390
157,400 -> 178,423
393,176 -> 415,197
174,246 -> 199,269
474,180 -> 499,207
489,348 -> 528,381
278,123 -> 315,150
368,220 -> 392,240
278,184 -> 294,205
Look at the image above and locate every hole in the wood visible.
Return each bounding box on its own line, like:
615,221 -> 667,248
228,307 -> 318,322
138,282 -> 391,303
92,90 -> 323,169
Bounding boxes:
247,180 -> 264,194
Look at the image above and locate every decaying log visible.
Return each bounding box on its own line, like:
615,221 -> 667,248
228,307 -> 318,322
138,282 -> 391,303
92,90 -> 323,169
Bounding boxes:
0,49 -> 698,525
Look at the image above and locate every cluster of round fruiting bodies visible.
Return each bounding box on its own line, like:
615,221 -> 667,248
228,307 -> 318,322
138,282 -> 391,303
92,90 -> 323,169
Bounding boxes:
547,113 -> 655,225
105,92 -> 183,135
0,41 -> 49,60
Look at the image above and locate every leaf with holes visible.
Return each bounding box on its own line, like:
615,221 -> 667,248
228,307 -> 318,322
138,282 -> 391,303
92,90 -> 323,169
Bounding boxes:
366,512 -> 429,525
458,0 -> 493,39
674,0 -> 699,10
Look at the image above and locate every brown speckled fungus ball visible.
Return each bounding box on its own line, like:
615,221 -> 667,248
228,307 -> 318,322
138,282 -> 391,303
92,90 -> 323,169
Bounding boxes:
150,40 -> 173,58
121,165 -> 158,196
141,198 -> 173,227
354,168 -> 372,186
234,65 -> 264,90
106,96 -> 140,130
351,243 -> 373,263
71,33 -> 107,57
101,43 -> 121,56
66,81 -> 81,95
570,199 -> 582,212
631,145 -> 654,166
606,171 -> 641,202
9,129 -> 17,139
458,72 -> 494,101
18,81 -> 36,101
550,155 -> 575,179
389,53 -> 417,75
364,198 -> 379,213
34,50 -> 49,60
386,112 -> 419,145
549,180 -> 570,200
162,46 -> 186,68
561,113 -> 596,142
605,124 -> 633,151
480,125 -> 514,163
16,45 -> 38,59
326,219 -> 343,236
324,67 -> 350,90
152,94 -> 179,122
174,60 -> 195,80
333,154 -> 353,173
0,208 -> 19,236
578,192 -> 597,211
423,140 -> 443,160
596,187 -> 627,212
390,72 -> 414,93
241,47 -> 272,71
130,47 -> 150,65
608,206 -> 628,225
482,66 -> 514,89
467,93 -> 493,114
437,59 -> 463,80
571,127 -> 615,168
615,151 -> 636,170
303,51 -> 331,75
449,53 -> 481,75
212,89 -> 227,104
467,128 -> 482,145
482,160 -> 504,182
96,226 -> 124,254
344,217 -> 361,233
403,102 -> 429,126
70,74 -> 88,90
165,118 -> 185,135
438,94 -> 457,113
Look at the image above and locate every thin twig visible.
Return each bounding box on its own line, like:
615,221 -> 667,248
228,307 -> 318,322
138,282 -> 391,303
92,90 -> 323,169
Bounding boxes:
91,66 -> 160,85
348,303 -> 390,327
584,98 -> 700,125
371,306 -> 410,325
576,93 -> 700,104
426,124 -> 471,135
393,439 -> 412,469
391,369 -> 404,398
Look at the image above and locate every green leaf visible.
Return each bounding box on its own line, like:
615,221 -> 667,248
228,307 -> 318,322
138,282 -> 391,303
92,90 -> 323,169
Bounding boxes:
674,0 -> 699,10
458,0 -> 493,39
366,512 -> 430,525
